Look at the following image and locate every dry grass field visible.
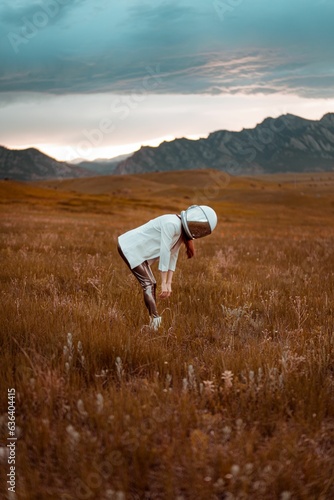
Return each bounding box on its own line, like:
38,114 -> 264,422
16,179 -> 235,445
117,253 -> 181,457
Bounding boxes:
1,170 -> 334,499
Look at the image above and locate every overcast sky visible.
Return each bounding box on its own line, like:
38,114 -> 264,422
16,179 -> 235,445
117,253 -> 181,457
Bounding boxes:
1,0 -> 334,161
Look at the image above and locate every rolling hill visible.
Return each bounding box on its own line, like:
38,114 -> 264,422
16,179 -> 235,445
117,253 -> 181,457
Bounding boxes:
2,169 -> 333,233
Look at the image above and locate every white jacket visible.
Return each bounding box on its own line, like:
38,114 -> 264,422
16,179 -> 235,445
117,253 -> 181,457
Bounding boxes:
118,214 -> 183,271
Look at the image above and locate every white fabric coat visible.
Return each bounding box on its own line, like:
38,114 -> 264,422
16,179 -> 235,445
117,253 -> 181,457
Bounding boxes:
118,214 -> 183,271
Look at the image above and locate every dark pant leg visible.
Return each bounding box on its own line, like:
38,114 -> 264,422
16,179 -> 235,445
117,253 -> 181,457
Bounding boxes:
131,262 -> 159,318
117,243 -> 159,318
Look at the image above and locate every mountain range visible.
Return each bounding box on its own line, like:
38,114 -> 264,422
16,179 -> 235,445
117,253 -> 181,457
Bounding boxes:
114,113 -> 334,175
1,113 -> 334,181
76,153 -> 132,175
0,146 -> 92,181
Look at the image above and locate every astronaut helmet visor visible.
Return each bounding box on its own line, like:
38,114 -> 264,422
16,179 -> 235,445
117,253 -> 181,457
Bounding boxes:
181,205 -> 216,239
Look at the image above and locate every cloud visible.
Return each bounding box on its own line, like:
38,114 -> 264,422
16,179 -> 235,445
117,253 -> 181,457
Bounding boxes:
2,91 -> 334,162
0,0 -> 333,98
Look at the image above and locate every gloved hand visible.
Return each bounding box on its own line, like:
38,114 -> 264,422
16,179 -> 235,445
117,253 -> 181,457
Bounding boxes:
149,316 -> 162,331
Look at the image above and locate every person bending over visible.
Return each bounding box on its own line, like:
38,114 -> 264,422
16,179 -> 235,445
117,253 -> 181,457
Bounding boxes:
117,205 -> 217,330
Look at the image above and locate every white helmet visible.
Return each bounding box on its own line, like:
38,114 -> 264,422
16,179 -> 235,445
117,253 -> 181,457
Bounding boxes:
180,205 -> 217,240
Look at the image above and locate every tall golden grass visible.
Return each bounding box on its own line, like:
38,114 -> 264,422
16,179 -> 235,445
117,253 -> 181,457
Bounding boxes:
1,172 -> 334,499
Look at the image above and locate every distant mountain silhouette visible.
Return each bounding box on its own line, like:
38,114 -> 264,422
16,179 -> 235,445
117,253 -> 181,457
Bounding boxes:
1,113 -> 334,181
114,113 -> 334,175
76,153 -> 132,175
0,146 -> 96,181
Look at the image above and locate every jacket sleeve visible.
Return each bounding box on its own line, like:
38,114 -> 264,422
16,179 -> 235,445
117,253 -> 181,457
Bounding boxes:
158,221 -> 178,271
168,246 -> 180,272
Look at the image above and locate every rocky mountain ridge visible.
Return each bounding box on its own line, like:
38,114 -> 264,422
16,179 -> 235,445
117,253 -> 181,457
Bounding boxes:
114,113 -> 334,175
0,146 -> 92,181
1,113 -> 334,181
